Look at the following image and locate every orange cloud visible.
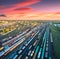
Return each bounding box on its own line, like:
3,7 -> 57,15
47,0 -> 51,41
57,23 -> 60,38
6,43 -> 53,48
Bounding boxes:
55,12 -> 60,14
0,11 -> 60,20
10,12 -> 60,20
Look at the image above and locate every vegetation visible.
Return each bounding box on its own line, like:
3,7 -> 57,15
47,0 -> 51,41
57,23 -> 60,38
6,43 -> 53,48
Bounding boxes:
51,25 -> 60,59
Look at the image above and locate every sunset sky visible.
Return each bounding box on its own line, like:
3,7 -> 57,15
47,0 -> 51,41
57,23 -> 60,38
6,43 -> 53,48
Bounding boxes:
0,0 -> 60,20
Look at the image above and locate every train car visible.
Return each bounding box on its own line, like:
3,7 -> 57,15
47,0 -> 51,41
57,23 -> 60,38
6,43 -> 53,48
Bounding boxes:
0,47 -> 4,51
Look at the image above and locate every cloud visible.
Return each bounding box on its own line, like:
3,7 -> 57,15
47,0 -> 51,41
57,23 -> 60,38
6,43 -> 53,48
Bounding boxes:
0,0 -> 40,12
0,6 -> 4,8
14,7 -> 32,11
0,14 -> 6,17
55,12 -> 60,14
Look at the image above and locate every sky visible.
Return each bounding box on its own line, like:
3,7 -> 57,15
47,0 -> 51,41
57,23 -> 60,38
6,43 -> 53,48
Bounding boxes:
0,0 -> 60,20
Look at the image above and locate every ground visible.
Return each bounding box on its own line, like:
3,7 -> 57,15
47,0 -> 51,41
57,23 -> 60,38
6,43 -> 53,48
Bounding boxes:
51,24 -> 60,59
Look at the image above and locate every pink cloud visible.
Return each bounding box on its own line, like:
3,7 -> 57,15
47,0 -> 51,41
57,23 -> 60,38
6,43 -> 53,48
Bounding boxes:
0,0 -> 40,13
